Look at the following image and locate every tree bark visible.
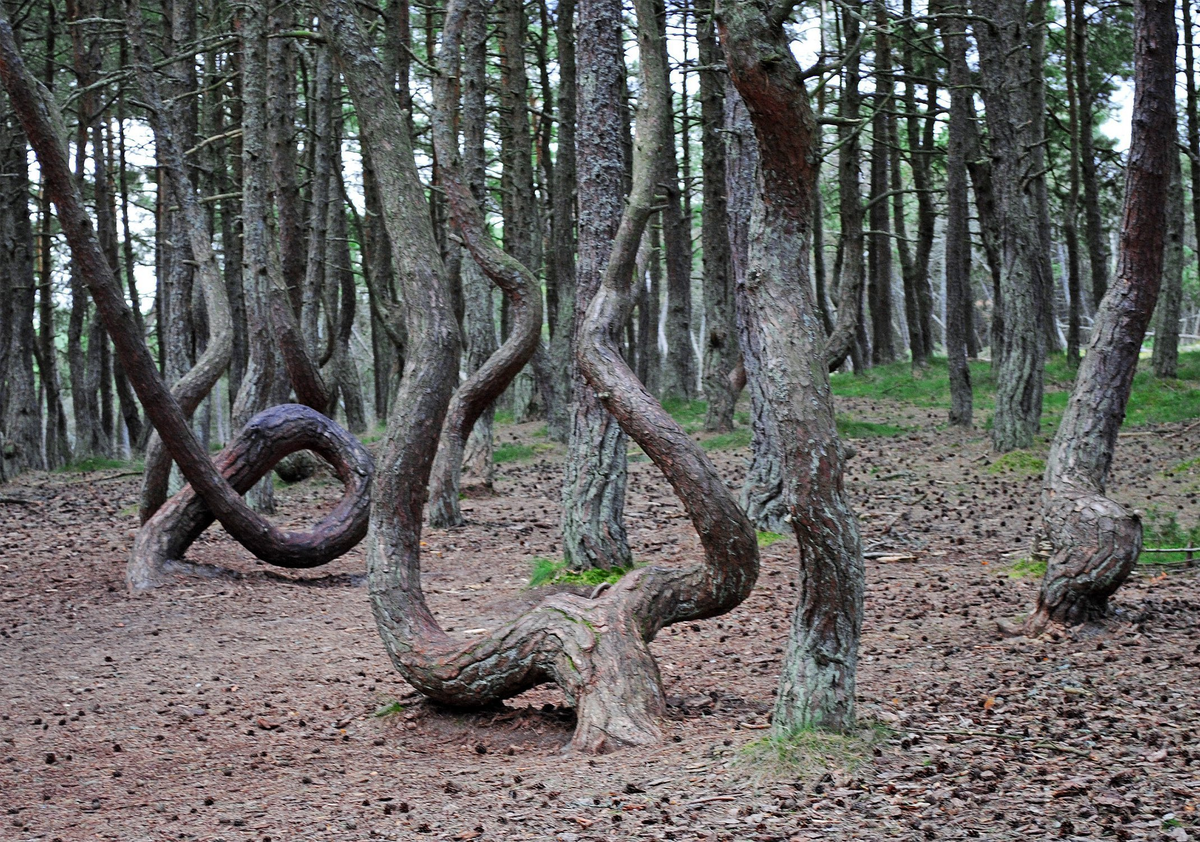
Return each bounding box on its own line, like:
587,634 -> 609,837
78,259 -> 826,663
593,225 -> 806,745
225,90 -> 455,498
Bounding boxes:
867,5 -> 895,365
1023,0 -> 1175,633
1063,0 -> 1083,367
718,0 -> 864,733
972,0 -> 1046,452
938,0 -> 973,427
1183,0 -> 1200,338
560,0 -> 632,570
1076,0 -> 1109,311
427,0 -> 543,529
697,0 -> 736,432
1151,142 -> 1183,378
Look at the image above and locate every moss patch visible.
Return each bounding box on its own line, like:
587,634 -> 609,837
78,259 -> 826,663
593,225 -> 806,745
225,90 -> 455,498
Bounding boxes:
528,557 -> 631,589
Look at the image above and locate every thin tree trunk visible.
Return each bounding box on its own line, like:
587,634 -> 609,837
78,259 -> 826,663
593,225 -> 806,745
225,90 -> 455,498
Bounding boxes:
1076,0 -> 1109,311
867,3 -> 895,365
1152,145 -> 1184,378
1063,0 -> 1083,366
1023,0 -> 1175,633
1184,0 -> 1200,330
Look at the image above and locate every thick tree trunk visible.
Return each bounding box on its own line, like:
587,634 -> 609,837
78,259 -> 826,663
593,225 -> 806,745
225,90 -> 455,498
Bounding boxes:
719,0 -> 864,733
824,3 -> 865,372
560,0 -> 632,570
938,0 -> 973,427
972,0 -> 1046,452
1024,0 -> 1175,633
697,0 -> 736,432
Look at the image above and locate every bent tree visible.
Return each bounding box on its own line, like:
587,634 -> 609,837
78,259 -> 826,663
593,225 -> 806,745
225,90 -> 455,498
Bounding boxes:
1023,0 -> 1176,633
323,0 -> 758,752
0,12 -> 373,591
718,0 -> 865,731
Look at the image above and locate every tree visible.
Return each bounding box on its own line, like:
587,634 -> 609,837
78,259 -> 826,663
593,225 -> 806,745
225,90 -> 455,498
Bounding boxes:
322,0 -> 757,753
1020,0 -> 1176,633
719,0 -> 865,731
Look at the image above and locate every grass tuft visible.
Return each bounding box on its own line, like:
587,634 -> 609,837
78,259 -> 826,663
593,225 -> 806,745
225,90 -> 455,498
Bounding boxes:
1007,557 -> 1048,579
757,531 -> 788,548
373,700 -> 405,718
836,417 -> 909,439
986,449 -> 1046,477
493,442 -> 555,464
739,723 -> 890,782
702,429 -> 752,451
528,556 -> 630,589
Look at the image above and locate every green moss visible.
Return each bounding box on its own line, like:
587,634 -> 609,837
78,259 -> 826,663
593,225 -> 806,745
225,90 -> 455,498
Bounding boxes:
528,556 -> 630,588
1007,557 -> 1048,579
662,397 -> 709,433
986,449 -> 1046,477
757,531 -> 787,548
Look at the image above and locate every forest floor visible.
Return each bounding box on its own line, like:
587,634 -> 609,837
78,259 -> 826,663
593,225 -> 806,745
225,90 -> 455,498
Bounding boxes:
2,364 -> 1199,842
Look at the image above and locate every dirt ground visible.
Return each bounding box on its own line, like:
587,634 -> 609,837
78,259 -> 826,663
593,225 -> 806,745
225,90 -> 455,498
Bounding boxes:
2,397 -> 1198,842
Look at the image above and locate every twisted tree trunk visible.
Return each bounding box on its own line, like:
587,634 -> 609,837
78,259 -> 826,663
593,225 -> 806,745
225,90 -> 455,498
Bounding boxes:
325,0 -> 757,753
1023,0 -> 1175,634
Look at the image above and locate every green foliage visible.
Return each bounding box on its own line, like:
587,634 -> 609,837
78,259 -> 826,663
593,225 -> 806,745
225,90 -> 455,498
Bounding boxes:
986,450 -> 1047,477
55,456 -> 139,473
373,700 -> 405,718
528,557 -> 630,589
757,531 -> 787,548
1007,557 -> 1048,579
740,723 -> 891,781
662,397 -> 709,434
493,409 -> 515,425
1140,507 -> 1200,565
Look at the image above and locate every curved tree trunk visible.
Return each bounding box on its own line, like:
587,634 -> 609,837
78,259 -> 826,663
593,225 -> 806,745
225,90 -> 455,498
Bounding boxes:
0,9 -> 372,587
719,0 -> 864,733
324,0 -> 756,754
427,0 -> 543,529
1023,0 -> 1175,634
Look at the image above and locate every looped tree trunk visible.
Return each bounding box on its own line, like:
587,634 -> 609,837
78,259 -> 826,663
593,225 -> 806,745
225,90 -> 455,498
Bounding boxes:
0,15 -> 372,582
324,0 -> 757,753
129,404 -> 374,591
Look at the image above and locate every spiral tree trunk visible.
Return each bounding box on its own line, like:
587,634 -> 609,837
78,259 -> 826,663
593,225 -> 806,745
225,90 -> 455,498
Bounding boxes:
1023,0 -> 1175,634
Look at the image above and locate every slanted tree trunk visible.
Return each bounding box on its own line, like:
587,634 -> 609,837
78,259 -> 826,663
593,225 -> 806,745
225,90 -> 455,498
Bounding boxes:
697,0 -> 736,432
825,1 -> 865,371
0,8 -> 373,590
427,0 -> 543,529
560,0 -> 632,570
324,0 -> 756,753
1152,142 -> 1184,378
719,0 -> 864,732
938,0 -> 972,427
1022,0 -> 1175,633
972,0 -> 1046,452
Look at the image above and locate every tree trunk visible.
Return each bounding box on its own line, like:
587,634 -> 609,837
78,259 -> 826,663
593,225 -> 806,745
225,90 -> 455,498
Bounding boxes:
1063,0 -> 1083,367
1023,0 -> 1175,633
867,5 -> 895,365
1076,0 -> 1109,311
427,0 -> 543,529
268,0 -> 304,318
972,0 -> 1046,452
697,0 -> 736,432
719,0 -> 864,733
1152,144 -> 1184,378
1183,0 -> 1200,339
560,0 -> 632,570
824,2 -> 865,372
938,0 -> 973,427
324,0 -> 755,754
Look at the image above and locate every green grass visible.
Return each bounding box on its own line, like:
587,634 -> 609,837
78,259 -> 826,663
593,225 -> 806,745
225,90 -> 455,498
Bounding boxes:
836,417 -> 909,438
1140,507 -> 1200,565
55,456 -> 140,473
1007,557 -> 1048,579
702,428 -> 752,451
986,449 -> 1047,477
373,700 -> 405,718
493,409 -> 515,425
528,556 -> 631,588
662,397 -> 709,434
493,442 -> 555,464
828,350 -> 1200,432
739,723 -> 891,781
757,531 -> 787,548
